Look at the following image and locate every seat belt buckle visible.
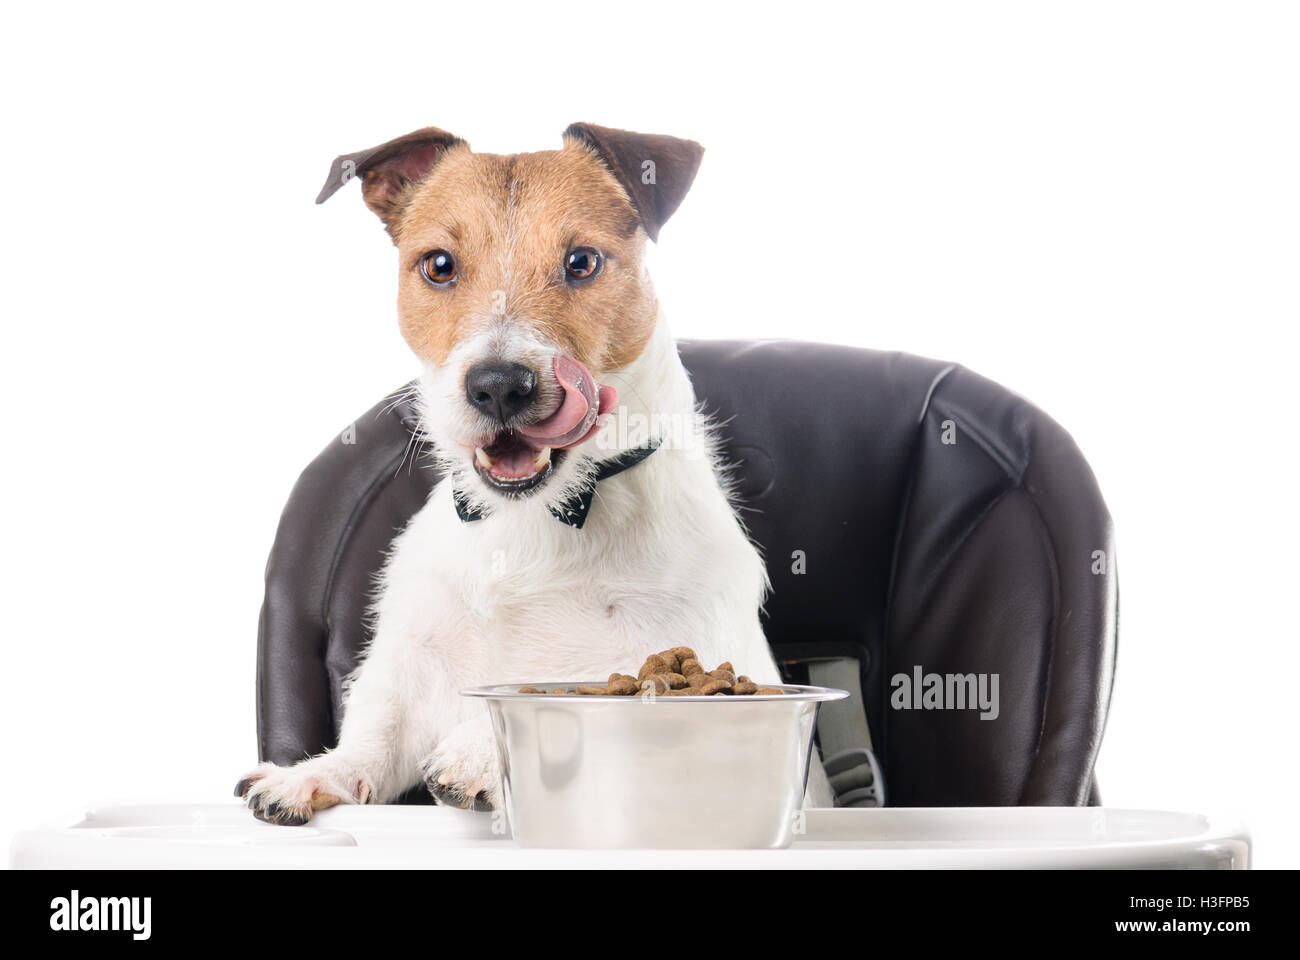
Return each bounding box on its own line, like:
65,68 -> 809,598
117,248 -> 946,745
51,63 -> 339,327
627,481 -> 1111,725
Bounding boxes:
822,746 -> 886,808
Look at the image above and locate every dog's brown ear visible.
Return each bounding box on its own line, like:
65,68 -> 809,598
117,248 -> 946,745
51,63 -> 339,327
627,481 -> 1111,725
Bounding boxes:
563,123 -> 704,241
316,126 -> 465,231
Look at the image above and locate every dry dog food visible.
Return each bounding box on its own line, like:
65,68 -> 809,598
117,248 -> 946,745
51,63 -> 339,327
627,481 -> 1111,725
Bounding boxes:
516,648 -> 786,697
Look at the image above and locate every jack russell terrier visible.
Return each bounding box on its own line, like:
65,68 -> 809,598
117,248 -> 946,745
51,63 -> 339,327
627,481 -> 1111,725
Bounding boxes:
236,124 -> 829,823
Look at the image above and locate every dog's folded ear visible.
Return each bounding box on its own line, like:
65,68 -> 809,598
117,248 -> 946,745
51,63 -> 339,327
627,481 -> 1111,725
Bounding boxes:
563,123 -> 704,242
316,126 -> 465,231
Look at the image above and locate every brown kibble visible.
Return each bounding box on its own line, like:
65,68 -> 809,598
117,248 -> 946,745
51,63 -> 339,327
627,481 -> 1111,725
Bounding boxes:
668,646 -> 696,665
311,792 -> 342,811
637,655 -> 672,681
641,673 -> 687,693
639,675 -> 672,694
523,658 -> 788,700
653,650 -> 682,674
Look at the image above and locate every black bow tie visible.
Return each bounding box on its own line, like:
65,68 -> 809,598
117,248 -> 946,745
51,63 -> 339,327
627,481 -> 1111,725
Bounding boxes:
453,440 -> 661,529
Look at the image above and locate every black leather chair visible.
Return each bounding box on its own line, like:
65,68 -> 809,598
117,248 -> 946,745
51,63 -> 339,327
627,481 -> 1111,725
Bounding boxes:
256,339 -> 1117,806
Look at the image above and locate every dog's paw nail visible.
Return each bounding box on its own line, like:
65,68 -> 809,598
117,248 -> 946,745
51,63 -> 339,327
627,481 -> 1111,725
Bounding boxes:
252,799 -> 307,827
234,778 -> 250,798
424,765 -> 498,811
425,771 -> 467,809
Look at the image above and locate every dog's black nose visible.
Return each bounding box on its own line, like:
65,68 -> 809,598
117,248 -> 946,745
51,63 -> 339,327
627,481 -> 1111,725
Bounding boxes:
465,361 -> 537,423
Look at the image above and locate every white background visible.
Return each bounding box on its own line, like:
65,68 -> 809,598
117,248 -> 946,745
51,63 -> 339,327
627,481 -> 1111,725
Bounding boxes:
1,1 -> 1295,866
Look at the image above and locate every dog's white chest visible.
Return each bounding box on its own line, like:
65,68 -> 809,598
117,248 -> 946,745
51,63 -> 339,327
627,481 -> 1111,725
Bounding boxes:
376,471 -> 767,693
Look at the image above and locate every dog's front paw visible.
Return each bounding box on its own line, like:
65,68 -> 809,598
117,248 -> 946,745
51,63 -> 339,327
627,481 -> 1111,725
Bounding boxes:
422,718 -> 502,811
234,758 -> 372,826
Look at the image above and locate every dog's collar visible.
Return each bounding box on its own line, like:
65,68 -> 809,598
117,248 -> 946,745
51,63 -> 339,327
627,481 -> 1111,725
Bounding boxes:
452,439 -> 662,529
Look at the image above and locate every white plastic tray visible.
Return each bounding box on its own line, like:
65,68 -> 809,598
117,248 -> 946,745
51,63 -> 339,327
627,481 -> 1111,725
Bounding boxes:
9,803 -> 1250,868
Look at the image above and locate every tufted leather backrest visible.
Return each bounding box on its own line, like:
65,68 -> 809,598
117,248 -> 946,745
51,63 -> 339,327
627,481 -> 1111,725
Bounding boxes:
257,339 -> 1116,806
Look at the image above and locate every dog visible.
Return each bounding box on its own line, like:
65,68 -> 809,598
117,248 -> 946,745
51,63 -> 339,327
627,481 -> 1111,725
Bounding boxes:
235,124 -> 828,823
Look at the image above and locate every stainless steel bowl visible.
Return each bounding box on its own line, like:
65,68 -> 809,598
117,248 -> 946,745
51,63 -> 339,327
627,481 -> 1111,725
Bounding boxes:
461,682 -> 847,848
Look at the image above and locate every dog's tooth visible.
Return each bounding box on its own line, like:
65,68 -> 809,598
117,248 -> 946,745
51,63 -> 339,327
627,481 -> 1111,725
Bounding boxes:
475,447 -> 493,469
533,446 -> 552,470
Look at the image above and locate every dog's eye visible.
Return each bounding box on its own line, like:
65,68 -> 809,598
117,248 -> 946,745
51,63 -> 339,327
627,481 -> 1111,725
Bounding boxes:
564,247 -> 603,282
420,250 -> 458,286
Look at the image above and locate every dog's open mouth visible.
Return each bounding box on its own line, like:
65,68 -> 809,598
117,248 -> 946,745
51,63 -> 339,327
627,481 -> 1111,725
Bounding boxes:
474,432 -> 562,494
471,355 -> 618,497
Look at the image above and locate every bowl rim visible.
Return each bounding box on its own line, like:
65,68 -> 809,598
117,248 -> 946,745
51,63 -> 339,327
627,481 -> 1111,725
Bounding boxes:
459,681 -> 849,703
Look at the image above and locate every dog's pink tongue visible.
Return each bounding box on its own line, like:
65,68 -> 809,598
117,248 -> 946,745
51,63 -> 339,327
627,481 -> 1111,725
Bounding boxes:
519,355 -> 617,449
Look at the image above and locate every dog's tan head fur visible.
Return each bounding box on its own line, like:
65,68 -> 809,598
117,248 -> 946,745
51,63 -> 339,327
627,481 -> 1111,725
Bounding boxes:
317,123 -> 703,499
318,123 -> 701,375
391,142 -> 655,374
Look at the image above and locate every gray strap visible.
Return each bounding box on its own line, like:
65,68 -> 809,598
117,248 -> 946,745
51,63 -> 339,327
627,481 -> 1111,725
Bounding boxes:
808,657 -> 884,807
807,658 -> 873,755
